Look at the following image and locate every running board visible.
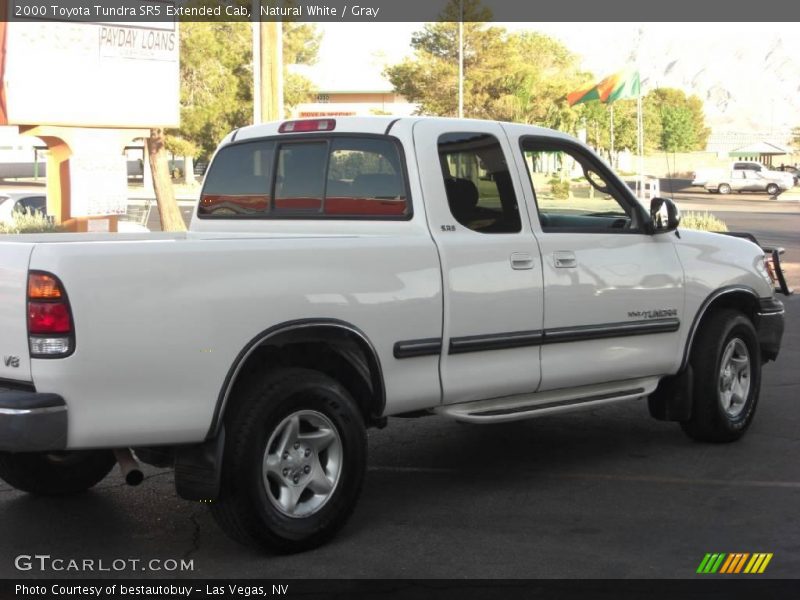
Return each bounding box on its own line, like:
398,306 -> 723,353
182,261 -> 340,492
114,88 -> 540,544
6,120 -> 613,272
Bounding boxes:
435,378 -> 658,423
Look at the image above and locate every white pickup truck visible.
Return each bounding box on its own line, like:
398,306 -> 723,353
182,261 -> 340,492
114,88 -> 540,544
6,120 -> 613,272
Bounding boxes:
693,161 -> 794,195
0,117 -> 789,553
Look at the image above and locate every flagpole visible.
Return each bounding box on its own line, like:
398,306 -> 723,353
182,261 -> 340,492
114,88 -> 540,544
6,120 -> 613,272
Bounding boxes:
637,93 -> 643,198
610,105 -> 615,167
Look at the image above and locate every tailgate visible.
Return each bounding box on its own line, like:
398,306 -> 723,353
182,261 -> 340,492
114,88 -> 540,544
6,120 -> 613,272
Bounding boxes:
0,242 -> 34,382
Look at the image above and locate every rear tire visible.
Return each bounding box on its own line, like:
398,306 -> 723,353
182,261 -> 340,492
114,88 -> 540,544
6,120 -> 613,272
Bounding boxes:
211,368 -> 367,553
717,183 -> 731,195
0,450 -> 116,495
680,310 -> 761,443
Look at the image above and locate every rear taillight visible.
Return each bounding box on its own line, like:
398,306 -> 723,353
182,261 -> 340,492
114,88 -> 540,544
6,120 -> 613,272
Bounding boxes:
27,272 -> 74,357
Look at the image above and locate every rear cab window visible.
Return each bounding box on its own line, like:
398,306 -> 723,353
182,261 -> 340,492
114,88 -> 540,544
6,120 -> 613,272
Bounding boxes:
199,136 -> 411,219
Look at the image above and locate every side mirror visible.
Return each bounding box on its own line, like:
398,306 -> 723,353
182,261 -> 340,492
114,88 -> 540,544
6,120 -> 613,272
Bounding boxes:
649,197 -> 681,233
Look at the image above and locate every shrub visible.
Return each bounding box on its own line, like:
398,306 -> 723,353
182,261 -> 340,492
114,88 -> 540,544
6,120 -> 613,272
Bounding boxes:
680,211 -> 728,232
0,212 -> 61,234
548,178 -> 571,200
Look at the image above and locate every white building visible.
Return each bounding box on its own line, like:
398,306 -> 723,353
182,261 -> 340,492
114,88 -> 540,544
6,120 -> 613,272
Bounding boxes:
289,64 -> 417,118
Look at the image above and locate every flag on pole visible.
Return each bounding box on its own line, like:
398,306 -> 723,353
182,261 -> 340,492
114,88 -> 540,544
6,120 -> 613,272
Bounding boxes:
567,71 -> 641,106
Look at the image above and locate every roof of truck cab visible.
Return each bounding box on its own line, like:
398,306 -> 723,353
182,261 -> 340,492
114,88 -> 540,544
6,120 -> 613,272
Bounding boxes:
225,116 -> 570,146
230,116 -> 402,143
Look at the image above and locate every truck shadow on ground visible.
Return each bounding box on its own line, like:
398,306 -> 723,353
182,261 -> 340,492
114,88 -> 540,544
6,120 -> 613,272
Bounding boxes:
0,401 -> 773,572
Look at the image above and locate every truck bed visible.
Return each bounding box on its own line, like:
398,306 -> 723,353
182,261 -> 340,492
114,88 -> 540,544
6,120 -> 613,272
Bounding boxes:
0,229 -> 443,447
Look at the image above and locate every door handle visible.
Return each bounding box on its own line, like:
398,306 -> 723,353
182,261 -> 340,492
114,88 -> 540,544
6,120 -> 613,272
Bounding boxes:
510,252 -> 535,270
554,251 -> 577,268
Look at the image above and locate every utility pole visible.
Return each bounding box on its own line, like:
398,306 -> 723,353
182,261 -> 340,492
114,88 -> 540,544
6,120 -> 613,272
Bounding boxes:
252,3 -> 283,123
457,0 -> 464,118
252,18 -> 260,124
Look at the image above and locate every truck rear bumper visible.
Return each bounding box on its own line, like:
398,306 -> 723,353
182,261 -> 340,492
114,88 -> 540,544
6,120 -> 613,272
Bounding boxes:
0,388 -> 67,452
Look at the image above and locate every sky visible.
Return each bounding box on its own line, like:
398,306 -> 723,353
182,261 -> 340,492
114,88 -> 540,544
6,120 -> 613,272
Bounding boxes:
311,22 -> 800,133
314,22 -> 800,85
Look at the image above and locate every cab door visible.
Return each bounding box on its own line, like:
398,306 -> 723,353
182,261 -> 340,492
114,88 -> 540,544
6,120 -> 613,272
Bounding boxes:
730,170 -> 748,191
743,171 -> 765,192
508,131 -> 685,391
413,120 -> 544,404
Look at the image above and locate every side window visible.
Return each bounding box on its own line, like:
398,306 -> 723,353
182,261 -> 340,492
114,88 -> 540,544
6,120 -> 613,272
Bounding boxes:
274,142 -> 327,212
325,138 -> 408,216
199,141 -> 275,216
521,141 -> 634,232
15,196 -> 46,216
200,137 -> 410,219
437,132 -> 521,234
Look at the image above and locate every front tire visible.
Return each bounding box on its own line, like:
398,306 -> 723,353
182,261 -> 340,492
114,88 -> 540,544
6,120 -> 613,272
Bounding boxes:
0,450 -> 116,495
766,183 -> 779,196
717,183 -> 731,194
211,368 -> 367,553
680,310 -> 761,442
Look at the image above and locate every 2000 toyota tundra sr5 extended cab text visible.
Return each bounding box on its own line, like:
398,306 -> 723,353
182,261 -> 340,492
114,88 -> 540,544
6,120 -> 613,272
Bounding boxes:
0,117 -> 789,552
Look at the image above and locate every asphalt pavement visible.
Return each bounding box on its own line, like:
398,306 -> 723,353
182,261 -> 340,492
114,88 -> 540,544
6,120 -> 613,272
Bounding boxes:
1,191 -> 798,580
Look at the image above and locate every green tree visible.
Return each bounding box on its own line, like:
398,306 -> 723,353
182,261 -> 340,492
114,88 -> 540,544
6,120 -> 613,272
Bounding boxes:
579,93 -> 666,155
580,87 -> 708,155
660,105 -> 697,152
384,2 -> 584,128
174,22 -> 253,159
172,22 -> 321,159
284,22 -> 321,65
283,22 -> 321,113
165,136 -> 198,159
647,88 -> 709,151
148,128 -> 187,231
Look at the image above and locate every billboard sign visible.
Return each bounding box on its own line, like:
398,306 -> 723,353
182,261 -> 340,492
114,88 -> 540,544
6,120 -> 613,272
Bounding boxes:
0,19 -> 179,127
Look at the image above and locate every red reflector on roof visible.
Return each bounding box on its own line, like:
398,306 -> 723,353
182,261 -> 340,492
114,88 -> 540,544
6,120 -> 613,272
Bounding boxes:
279,119 -> 336,133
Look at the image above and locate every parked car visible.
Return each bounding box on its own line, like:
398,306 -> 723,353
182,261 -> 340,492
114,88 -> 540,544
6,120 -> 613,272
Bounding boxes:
0,191 -> 148,232
731,161 -> 794,188
705,170 -> 789,196
0,117 -> 789,553
0,191 -> 47,224
776,164 -> 800,186
693,161 -> 794,194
